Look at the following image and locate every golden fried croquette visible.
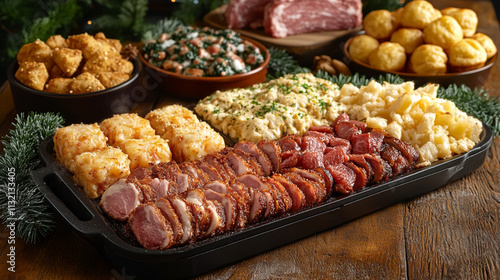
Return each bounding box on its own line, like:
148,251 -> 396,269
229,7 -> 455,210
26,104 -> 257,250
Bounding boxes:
471,33 -> 497,59
69,72 -> 106,94
448,38 -> 488,72
52,48 -> 83,77
423,16 -> 463,50
44,77 -> 73,94
408,44 -> 448,74
349,34 -> 380,64
369,42 -> 407,71
15,61 -> 49,91
363,9 -> 398,40
445,8 -> 478,37
390,28 -> 424,54
400,0 -> 442,29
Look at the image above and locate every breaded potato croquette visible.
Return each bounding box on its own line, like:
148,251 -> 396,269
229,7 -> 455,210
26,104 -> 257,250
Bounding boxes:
73,146 -> 130,199
448,38 -> 488,72
44,77 -> 73,94
118,136 -> 172,170
52,48 -> 83,77
400,0 -> 442,29
348,34 -> 380,64
369,42 -> 407,72
409,44 -> 448,74
69,72 -> 105,94
100,113 -> 156,146
15,61 -> 49,91
471,33 -> 497,59
363,9 -> 398,40
423,16 -> 463,50
53,123 -> 108,173
390,28 -> 424,54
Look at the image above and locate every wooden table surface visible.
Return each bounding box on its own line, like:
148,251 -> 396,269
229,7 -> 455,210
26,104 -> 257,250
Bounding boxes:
1,0 -> 499,279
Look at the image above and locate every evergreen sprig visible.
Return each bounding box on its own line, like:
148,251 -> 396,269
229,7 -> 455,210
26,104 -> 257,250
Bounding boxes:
0,112 -> 64,244
141,17 -> 186,42
172,0 -> 228,25
267,47 -> 310,79
437,84 -> 500,135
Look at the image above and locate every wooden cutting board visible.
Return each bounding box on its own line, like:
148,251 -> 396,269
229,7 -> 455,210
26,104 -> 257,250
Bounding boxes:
203,5 -> 361,65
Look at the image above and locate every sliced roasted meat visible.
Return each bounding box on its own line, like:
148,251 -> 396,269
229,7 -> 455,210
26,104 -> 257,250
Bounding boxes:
350,132 -> 384,154
300,135 -> 326,152
280,150 -> 301,169
235,174 -> 276,219
203,188 -> 238,230
335,121 -> 361,140
258,139 -> 282,173
100,179 -> 142,221
277,134 -> 302,152
383,136 -> 420,166
314,168 -> 334,195
128,203 -> 174,250
380,144 -> 410,176
234,141 -> 273,176
178,161 -> 209,187
168,196 -> 196,244
344,161 -> 367,191
204,180 -> 249,228
301,150 -> 324,169
234,149 -> 266,176
263,176 -> 292,215
226,151 -> 255,176
271,173 -> 305,212
323,146 -> 349,166
349,154 -> 374,184
308,125 -> 334,134
284,172 -> 320,205
196,161 -> 223,181
327,163 -> 356,194
155,198 -> 184,244
183,189 -> 213,239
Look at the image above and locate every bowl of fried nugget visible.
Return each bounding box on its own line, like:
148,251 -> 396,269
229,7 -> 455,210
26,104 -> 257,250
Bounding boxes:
344,0 -> 497,88
7,32 -> 157,124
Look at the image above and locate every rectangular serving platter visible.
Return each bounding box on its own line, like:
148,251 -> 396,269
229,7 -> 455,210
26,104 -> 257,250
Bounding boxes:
31,123 -> 493,279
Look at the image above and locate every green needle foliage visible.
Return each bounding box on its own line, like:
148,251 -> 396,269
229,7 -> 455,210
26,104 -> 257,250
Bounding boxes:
0,112 -> 64,244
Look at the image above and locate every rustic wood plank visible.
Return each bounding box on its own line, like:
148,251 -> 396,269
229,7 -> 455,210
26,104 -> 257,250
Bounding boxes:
404,137 -> 500,279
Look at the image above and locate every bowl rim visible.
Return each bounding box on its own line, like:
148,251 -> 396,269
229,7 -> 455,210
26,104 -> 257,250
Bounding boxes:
139,35 -> 270,82
7,56 -> 142,98
344,36 -> 497,78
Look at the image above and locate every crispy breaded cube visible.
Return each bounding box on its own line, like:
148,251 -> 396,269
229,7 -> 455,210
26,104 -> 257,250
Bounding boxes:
16,39 -> 53,70
82,50 -> 125,74
145,105 -> 200,136
100,113 -> 156,146
94,32 -> 122,53
69,72 -> 105,94
163,121 -> 225,162
15,61 -> 49,91
44,78 -> 73,94
117,135 -> 172,169
73,146 -> 130,199
67,33 -> 118,60
116,59 -> 134,74
46,35 -> 68,49
95,72 -> 130,88
53,123 -> 108,173
50,65 -> 65,79
52,48 -> 83,77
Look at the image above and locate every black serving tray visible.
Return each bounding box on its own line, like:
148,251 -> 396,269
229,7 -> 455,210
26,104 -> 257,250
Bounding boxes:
32,123 -> 493,279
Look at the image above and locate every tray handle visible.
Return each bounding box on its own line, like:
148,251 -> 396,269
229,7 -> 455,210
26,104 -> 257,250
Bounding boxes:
31,165 -> 110,237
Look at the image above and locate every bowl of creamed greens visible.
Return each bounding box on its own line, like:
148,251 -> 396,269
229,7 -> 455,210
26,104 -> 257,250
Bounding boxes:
140,26 -> 270,99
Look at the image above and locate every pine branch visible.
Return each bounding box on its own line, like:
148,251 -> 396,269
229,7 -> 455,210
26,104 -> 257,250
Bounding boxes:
0,112 -> 64,244
267,47 -> 310,79
142,17 -> 186,42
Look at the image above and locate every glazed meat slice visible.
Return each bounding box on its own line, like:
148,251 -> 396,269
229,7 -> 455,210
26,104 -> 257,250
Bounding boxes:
283,172 -> 320,205
155,198 -> 184,244
149,178 -> 177,199
331,112 -> 350,129
100,179 -> 142,221
236,174 -> 277,219
308,125 -> 334,134
205,200 -> 226,236
380,144 -> 410,176
183,189 -> 212,238
204,180 -> 249,228
314,168 -> 334,195
383,136 -> 420,166
128,203 -> 174,250
327,163 -> 356,194
258,139 -> 282,173
128,166 -> 153,180
178,161 -> 209,188
233,149 -> 266,176
335,121 -> 361,140
301,150 -> 324,169
280,150 -> 301,169
300,135 -> 326,152
203,153 -> 236,181
168,196 -> 196,244
263,176 -> 292,214
350,132 -> 384,154
277,135 -> 302,152
327,137 -> 351,152
203,188 -> 238,230
225,151 -> 251,176
349,154 -> 374,184
271,173 -> 305,212
324,146 -> 349,166
234,141 -> 273,176
196,160 -> 224,181
344,161 -> 367,191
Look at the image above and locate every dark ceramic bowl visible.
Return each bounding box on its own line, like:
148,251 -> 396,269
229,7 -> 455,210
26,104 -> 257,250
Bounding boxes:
139,37 -> 270,100
344,37 -> 497,89
8,57 -> 158,124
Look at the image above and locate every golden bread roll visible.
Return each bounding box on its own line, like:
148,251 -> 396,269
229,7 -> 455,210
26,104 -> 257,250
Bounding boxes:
369,42 -> 407,71
448,38 -> 487,72
392,8 -> 404,26
471,33 -> 497,59
440,7 -> 459,16
446,8 -> 478,37
409,44 -> 448,74
390,28 -> 424,54
363,9 -> 398,40
349,34 -> 380,64
423,16 -> 463,50
400,0 -> 442,29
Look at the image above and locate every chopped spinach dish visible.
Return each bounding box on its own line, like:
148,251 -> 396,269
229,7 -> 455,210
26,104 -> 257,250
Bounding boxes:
143,26 -> 265,77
